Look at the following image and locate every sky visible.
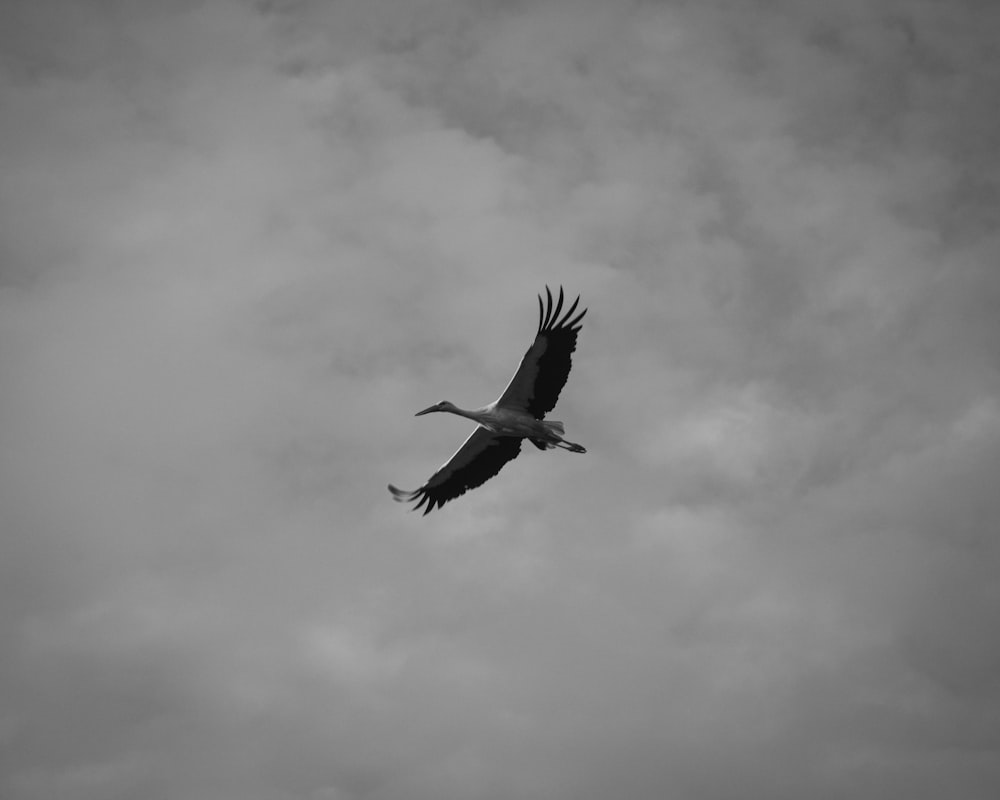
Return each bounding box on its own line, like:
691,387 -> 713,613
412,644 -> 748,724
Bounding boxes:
2,0 -> 999,798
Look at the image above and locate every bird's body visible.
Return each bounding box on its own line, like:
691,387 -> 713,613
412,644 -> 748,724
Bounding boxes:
389,286 -> 588,515
417,400 -> 580,446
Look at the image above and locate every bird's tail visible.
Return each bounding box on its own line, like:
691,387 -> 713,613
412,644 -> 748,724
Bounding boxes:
541,420 -> 585,453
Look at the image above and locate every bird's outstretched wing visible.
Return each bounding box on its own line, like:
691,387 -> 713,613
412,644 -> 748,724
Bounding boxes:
388,427 -> 523,515
495,285 -> 587,419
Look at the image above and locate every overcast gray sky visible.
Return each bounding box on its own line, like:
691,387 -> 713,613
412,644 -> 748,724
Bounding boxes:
2,1 -> 999,798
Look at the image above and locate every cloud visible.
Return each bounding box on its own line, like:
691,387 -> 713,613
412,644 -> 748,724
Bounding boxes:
2,1 -> 999,799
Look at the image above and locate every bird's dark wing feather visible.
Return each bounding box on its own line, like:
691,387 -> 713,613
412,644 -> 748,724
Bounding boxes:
388,427 -> 523,515
495,285 -> 587,419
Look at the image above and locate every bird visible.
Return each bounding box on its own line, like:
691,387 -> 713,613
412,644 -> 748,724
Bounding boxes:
389,286 -> 588,515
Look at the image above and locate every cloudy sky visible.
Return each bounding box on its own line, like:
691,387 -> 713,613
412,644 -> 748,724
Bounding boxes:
2,1 -> 1000,798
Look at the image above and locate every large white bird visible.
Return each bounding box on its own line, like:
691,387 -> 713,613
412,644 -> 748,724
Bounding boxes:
389,286 -> 588,515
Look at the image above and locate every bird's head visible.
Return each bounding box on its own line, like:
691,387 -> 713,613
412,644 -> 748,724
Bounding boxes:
415,400 -> 456,416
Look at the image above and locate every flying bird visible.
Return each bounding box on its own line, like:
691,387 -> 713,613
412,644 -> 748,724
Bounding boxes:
389,286 -> 588,515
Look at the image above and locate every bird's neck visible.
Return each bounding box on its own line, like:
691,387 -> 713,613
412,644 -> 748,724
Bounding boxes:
447,405 -> 490,424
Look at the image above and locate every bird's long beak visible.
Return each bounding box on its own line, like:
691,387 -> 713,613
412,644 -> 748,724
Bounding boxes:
415,405 -> 439,416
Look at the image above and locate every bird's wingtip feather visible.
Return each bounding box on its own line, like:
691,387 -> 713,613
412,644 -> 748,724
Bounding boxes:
388,484 -> 417,502
552,285 -> 565,321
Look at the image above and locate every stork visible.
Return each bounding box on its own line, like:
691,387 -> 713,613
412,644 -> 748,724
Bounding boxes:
389,286 -> 588,515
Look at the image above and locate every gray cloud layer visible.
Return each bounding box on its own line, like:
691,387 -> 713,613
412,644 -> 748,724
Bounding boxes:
2,1 -> 999,799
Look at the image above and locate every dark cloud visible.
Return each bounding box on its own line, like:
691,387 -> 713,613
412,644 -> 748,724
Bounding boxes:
1,1 -> 999,799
